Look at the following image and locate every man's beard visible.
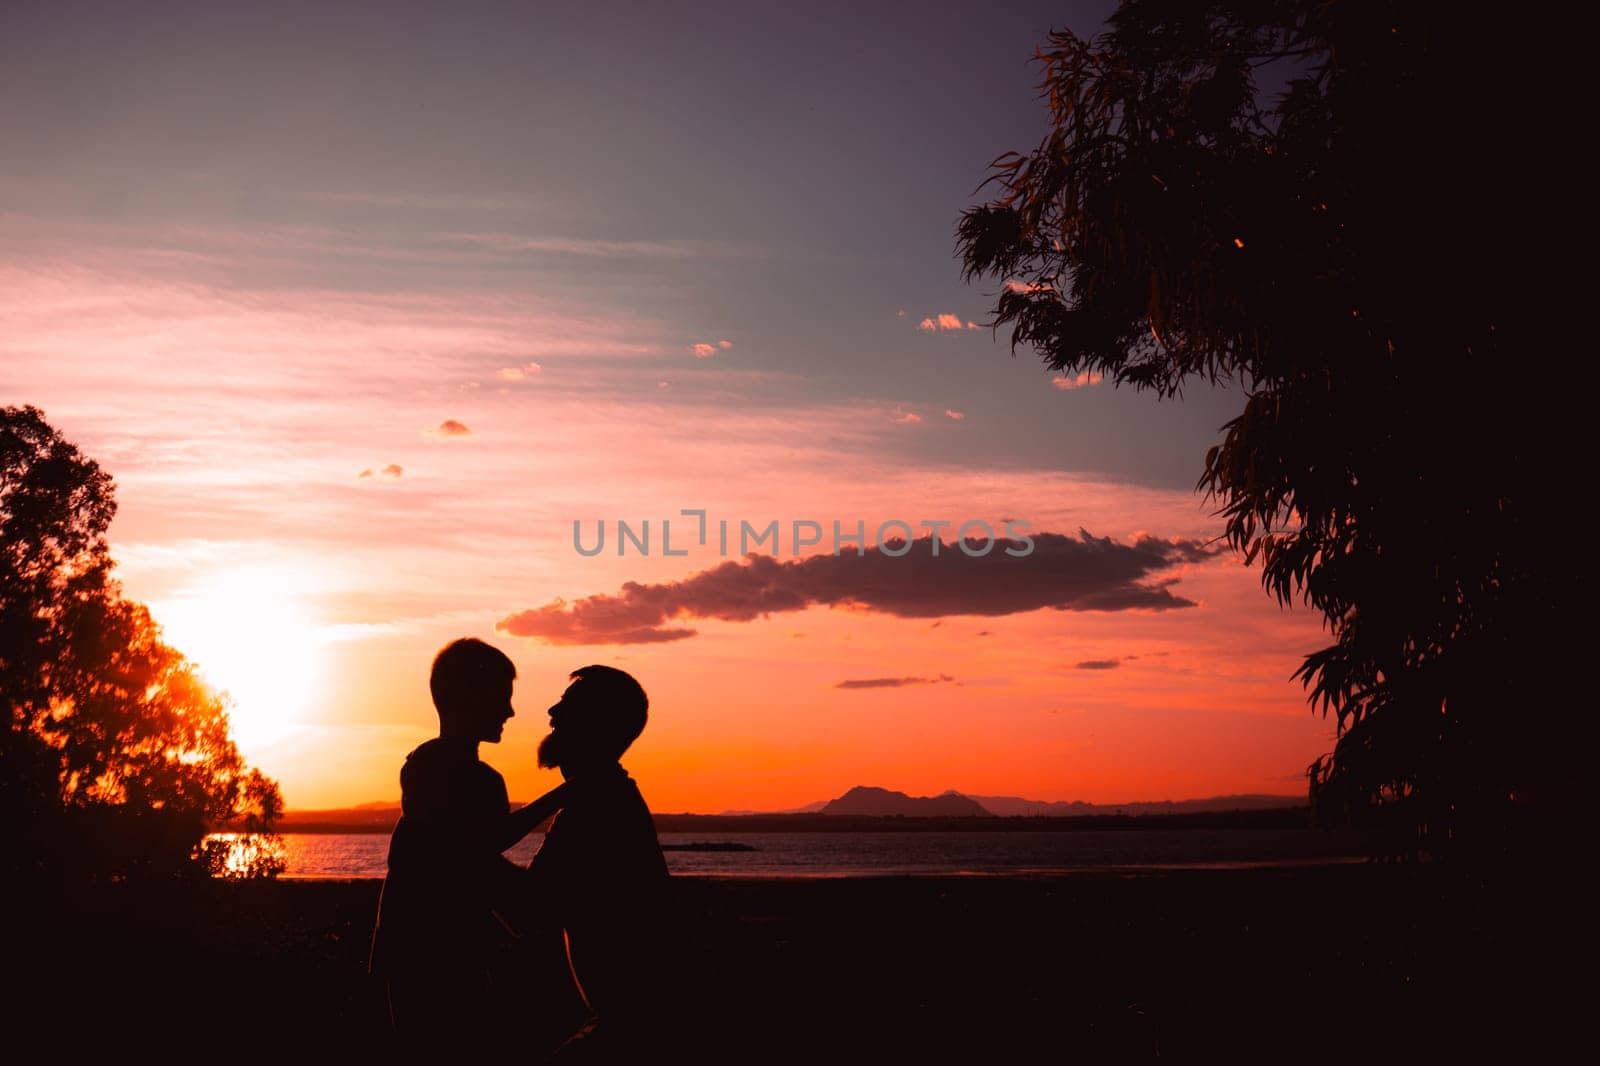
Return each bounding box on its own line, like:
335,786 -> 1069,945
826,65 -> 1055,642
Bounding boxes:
537,729 -> 562,769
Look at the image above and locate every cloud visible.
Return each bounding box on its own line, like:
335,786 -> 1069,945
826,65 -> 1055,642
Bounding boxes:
1051,371 -> 1104,391
917,313 -> 981,332
1004,280 -> 1054,294
835,674 -> 956,690
427,419 -> 472,438
1075,659 -> 1122,670
892,409 -> 923,424
496,362 -> 542,381
358,464 -> 404,479
496,528 -> 1219,645
944,409 -> 966,421
718,339 -> 733,350
295,189 -> 529,212
441,232 -> 737,258
358,469 -> 374,479
691,343 -> 718,358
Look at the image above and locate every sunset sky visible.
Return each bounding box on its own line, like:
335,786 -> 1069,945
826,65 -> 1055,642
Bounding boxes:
2,1 -> 1335,812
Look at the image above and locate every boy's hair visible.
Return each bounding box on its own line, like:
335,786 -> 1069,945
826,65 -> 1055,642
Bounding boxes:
569,664 -> 649,756
430,638 -> 516,717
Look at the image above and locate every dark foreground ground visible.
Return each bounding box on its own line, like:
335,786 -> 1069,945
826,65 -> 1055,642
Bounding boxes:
10,865 -> 1577,1062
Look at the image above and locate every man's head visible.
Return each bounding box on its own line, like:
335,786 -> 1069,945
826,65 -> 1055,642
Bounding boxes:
538,664 -> 648,771
430,637 -> 516,743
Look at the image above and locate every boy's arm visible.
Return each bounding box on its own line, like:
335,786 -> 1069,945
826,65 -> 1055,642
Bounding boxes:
493,781 -> 570,853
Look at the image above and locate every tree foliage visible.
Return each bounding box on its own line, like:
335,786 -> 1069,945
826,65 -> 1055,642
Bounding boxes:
2,405 -> 284,881
958,1 -> 1564,858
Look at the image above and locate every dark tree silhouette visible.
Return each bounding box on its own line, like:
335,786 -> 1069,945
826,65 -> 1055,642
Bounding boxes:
957,2 -> 1565,859
2,405 -> 283,881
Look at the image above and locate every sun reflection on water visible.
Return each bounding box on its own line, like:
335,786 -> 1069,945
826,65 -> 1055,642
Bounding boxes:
198,832 -> 287,879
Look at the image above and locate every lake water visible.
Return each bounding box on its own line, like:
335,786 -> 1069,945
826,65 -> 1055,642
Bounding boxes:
222,828 -> 1363,879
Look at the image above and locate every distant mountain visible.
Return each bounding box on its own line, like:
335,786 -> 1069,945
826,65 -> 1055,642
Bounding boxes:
820,786 -> 993,817
966,793 -> 1305,817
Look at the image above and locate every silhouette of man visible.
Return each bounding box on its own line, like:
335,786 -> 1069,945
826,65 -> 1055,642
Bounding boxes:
524,664 -> 670,1058
368,637 -> 568,1050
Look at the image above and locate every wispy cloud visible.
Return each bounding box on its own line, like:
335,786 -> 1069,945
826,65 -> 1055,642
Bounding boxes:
1075,659 -> 1121,670
440,232 -> 738,259
1051,371 -> 1104,391
496,362 -> 542,381
295,190 -> 533,212
835,674 -> 956,690
944,409 -> 966,421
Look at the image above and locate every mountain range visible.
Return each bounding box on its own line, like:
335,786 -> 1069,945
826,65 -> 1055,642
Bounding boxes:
275,785 -> 1304,831
723,786 -> 1303,818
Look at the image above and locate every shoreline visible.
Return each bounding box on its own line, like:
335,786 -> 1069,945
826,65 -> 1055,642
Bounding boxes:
272,854 -> 1374,883
265,805 -> 1321,835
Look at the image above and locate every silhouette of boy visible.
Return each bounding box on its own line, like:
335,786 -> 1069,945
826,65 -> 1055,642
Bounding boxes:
368,637 -> 567,1049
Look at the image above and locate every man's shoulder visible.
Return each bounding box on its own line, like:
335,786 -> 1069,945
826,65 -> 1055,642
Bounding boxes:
537,767 -> 666,880
547,767 -> 652,828
579,765 -> 652,808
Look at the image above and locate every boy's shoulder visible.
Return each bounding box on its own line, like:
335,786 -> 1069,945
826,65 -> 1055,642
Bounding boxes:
401,738 -> 504,787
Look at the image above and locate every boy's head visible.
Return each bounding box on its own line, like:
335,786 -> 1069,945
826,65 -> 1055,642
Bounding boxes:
430,637 -> 517,743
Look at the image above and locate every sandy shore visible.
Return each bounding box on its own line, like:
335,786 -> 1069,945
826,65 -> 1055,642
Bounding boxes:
10,866 -> 1572,1061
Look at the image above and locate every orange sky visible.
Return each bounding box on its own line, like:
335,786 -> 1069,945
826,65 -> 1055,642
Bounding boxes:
0,1 -> 1338,812
0,255 -> 1335,812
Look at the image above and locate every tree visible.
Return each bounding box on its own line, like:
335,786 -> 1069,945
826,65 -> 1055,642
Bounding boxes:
2,405 -> 284,881
956,1 -> 1567,859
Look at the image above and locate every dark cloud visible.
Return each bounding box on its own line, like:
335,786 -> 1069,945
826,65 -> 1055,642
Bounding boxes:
497,528 -> 1219,646
1075,659 -> 1122,670
834,674 -> 955,690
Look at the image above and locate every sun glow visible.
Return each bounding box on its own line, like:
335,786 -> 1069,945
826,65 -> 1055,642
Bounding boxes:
151,568 -> 324,755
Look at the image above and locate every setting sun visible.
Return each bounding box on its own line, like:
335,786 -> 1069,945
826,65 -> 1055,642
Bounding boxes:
151,568 -> 324,755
